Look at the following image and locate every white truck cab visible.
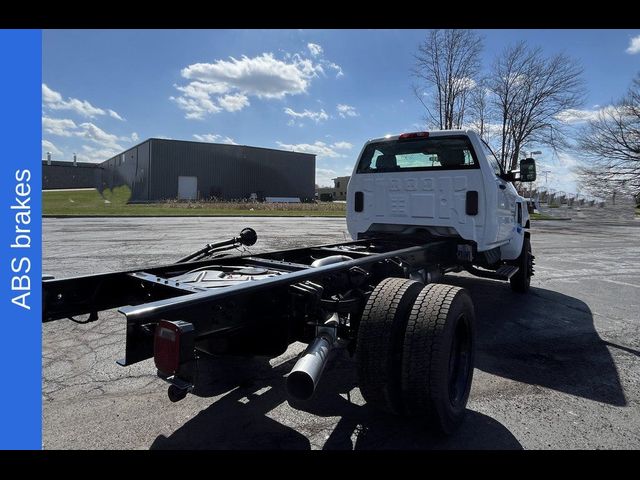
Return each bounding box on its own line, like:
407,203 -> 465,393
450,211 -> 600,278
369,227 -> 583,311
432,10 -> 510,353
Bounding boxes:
347,130 -> 535,262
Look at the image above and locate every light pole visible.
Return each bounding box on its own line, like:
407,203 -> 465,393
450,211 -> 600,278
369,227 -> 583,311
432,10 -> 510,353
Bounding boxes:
542,170 -> 551,186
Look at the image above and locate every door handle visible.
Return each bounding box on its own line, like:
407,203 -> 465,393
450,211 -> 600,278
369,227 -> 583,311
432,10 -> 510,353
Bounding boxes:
498,184 -> 506,190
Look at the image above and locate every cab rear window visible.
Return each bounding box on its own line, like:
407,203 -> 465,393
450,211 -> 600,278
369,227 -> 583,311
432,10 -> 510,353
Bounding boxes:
356,136 -> 479,173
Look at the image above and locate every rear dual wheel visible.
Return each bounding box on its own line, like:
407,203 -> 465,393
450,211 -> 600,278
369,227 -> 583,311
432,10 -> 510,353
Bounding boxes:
356,278 -> 476,434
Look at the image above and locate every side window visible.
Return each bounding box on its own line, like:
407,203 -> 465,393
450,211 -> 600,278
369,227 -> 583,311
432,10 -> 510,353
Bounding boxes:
370,149 -> 383,168
481,141 -> 502,177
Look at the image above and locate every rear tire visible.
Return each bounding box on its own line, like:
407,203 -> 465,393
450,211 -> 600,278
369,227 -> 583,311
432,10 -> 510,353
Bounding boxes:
356,277 -> 423,414
401,283 -> 476,434
510,236 -> 533,293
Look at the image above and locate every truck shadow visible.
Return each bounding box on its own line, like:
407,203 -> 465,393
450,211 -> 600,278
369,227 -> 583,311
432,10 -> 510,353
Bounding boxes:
151,357 -> 313,450
292,353 -> 523,450
150,279 -> 623,449
443,276 -> 626,407
150,352 -> 521,450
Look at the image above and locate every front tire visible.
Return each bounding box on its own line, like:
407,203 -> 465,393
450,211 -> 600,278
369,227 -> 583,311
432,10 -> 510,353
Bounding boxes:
510,236 -> 533,293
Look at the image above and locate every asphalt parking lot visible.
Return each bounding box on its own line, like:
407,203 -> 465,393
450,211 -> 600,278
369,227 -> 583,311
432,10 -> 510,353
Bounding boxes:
42,208 -> 640,449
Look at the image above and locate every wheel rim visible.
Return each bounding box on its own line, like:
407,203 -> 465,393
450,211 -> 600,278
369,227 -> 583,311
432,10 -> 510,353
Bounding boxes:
448,313 -> 472,408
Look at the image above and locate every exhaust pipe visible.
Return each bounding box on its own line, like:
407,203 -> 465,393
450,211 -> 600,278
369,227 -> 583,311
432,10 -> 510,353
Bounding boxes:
287,314 -> 338,401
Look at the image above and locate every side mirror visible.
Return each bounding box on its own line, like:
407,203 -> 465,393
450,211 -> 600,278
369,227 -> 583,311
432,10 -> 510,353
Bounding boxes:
520,158 -> 537,182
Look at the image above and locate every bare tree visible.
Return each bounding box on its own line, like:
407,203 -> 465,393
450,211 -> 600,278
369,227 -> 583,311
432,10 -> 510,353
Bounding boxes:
468,78 -> 491,141
576,74 -> 640,199
489,42 -> 585,171
575,166 -> 636,203
413,29 -> 483,130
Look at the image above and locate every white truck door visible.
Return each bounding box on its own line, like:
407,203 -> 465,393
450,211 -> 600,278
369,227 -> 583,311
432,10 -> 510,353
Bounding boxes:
477,140 -> 514,244
495,175 -> 514,241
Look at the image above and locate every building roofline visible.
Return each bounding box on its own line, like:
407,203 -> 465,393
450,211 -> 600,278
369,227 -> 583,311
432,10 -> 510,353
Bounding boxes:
146,137 -> 316,158
42,160 -> 103,168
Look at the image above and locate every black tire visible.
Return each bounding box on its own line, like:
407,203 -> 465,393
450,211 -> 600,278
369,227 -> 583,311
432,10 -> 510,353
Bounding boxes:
356,277 -> 423,415
510,236 -> 533,293
401,283 -> 476,434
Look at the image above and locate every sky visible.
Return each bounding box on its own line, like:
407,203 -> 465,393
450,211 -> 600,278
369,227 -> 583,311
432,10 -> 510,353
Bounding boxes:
42,29 -> 640,192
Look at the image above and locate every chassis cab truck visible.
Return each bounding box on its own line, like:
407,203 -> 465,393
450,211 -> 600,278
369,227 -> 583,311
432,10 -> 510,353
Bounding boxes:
43,130 -> 536,435
343,130 -> 536,431
348,130 -> 534,280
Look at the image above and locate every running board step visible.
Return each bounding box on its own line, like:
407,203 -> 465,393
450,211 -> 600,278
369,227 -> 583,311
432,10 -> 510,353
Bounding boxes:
465,264 -> 519,281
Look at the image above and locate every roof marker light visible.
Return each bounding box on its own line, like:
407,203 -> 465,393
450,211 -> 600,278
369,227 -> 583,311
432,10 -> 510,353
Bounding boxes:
399,132 -> 429,140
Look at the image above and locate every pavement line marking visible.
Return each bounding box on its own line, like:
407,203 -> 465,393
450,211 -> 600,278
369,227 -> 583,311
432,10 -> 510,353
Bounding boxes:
598,278 -> 640,289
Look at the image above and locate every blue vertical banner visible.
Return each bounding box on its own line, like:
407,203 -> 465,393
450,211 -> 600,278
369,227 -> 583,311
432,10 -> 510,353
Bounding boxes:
0,30 -> 42,449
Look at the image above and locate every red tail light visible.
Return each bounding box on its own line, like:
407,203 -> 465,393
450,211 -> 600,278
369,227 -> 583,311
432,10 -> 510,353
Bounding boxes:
399,132 -> 429,140
154,320 -> 194,375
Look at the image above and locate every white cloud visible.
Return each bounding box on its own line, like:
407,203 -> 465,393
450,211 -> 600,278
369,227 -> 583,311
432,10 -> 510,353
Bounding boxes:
535,158 -> 579,194
42,139 -> 63,157
173,50 -> 343,119
181,53 -> 321,98
42,84 -> 62,104
43,115 -> 127,157
170,94 -> 221,120
80,145 -> 121,163
42,84 -> 124,120
307,43 -> 324,57
193,133 -> 237,145
463,121 -> 504,138
117,132 -> 138,143
174,81 -> 229,98
108,109 -> 124,121
626,35 -> 640,54
556,108 -> 598,123
78,122 -> 123,150
42,117 -> 78,137
60,98 -> 105,118
276,140 -> 345,158
454,77 -> 476,91
316,167 -> 337,187
337,103 -> 358,118
557,152 -> 579,168
327,62 -> 343,78
218,93 -> 250,112
332,141 -> 352,150
284,107 -> 329,124
555,105 -> 617,124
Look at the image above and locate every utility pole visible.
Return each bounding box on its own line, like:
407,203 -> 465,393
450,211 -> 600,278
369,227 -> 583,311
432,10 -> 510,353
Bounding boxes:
542,170 -> 551,186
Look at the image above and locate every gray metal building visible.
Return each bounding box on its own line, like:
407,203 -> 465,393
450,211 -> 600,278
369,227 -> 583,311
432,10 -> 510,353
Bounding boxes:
43,160 -> 102,190
100,138 -> 316,202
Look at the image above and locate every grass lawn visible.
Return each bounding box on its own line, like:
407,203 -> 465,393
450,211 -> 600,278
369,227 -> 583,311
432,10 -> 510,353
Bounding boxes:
44,188 -> 588,219
530,212 -> 570,221
43,187 -> 347,217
